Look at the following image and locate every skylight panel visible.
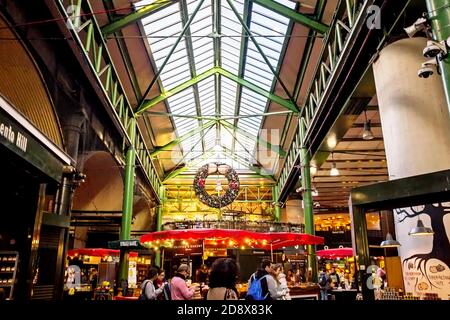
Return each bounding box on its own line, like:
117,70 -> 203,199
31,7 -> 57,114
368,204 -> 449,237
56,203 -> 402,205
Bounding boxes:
197,77 -> 215,117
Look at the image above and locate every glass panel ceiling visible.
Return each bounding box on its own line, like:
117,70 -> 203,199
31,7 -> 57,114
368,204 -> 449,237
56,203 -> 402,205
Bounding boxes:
138,0 -> 295,173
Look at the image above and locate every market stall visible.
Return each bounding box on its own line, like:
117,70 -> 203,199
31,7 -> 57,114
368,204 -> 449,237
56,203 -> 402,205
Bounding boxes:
65,248 -> 140,300
141,229 -> 324,299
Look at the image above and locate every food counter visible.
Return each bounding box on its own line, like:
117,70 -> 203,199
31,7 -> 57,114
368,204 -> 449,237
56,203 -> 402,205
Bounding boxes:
288,283 -> 320,300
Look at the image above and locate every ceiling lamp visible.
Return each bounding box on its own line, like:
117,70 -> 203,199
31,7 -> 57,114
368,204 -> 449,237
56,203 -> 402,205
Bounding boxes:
312,187 -> 319,197
362,110 -> 374,140
409,218 -> 434,236
329,153 -> 340,176
380,233 -> 401,247
330,163 -> 340,176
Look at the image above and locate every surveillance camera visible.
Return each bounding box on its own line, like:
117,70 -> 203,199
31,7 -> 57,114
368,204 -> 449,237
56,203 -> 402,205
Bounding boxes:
418,66 -> 434,78
296,187 -> 304,193
404,17 -> 428,38
423,40 -> 447,58
418,58 -> 438,78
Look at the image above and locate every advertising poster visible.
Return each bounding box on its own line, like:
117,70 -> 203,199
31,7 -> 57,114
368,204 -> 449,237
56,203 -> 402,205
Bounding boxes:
394,203 -> 450,299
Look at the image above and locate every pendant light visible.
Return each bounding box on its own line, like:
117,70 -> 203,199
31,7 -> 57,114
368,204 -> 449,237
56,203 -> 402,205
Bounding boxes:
409,217 -> 434,236
380,232 -> 401,247
330,153 -> 340,176
362,110 -> 374,140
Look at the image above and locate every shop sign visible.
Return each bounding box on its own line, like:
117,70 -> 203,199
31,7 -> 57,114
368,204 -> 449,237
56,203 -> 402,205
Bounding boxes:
173,240 -> 203,256
0,95 -> 70,181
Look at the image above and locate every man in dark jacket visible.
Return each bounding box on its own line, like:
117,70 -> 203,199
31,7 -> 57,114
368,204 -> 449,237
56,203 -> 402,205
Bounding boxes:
247,260 -> 284,300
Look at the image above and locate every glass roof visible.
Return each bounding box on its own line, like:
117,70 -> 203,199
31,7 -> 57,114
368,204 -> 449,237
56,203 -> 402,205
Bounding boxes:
139,0 -> 295,172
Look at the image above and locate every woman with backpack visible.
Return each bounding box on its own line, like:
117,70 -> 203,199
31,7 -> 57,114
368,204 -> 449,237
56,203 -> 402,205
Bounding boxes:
140,267 -> 166,300
206,258 -> 239,300
246,260 -> 285,300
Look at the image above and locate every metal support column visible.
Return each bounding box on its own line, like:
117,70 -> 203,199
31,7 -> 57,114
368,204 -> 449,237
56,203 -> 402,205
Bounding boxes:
155,186 -> 164,267
118,118 -> 137,283
349,204 -> 373,300
272,186 -> 281,222
426,0 -> 450,113
299,119 -> 317,282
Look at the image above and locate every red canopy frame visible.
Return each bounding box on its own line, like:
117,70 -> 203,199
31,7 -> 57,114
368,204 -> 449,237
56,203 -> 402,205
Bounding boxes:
140,229 -> 324,250
316,247 -> 354,259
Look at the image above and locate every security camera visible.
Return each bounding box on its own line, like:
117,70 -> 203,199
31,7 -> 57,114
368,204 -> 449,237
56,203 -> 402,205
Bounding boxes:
404,17 -> 428,38
423,40 -> 447,58
418,58 -> 438,78
296,187 -> 305,193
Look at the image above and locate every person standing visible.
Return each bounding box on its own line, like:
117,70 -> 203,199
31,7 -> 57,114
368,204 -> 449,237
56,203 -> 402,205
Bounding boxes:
206,258 -> 239,300
246,260 -> 283,300
318,268 -> 331,300
154,269 -> 171,300
170,264 -> 195,300
140,267 -> 165,300
273,264 -> 290,300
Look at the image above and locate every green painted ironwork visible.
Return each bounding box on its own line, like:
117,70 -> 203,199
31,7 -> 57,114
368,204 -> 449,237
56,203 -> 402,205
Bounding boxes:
232,0 -> 252,154
426,0 -> 450,114
136,67 -> 219,114
180,0 -> 206,151
118,117 -> 136,282
272,186 -> 281,222
218,68 -> 298,113
137,67 -> 297,114
150,120 -> 216,157
226,0 -> 296,105
101,0 -> 176,35
276,0 -> 369,200
57,0 -> 162,202
250,0 -> 328,34
137,0 -> 206,111
299,119 -> 316,281
220,120 -> 286,157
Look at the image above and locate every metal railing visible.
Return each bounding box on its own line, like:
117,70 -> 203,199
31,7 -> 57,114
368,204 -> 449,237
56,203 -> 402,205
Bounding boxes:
162,220 -> 305,233
57,0 -> 162,201
276,0 -> 369,199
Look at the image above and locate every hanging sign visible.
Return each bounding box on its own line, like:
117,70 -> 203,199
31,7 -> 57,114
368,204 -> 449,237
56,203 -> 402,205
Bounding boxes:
0,95 -> 71,181
173,240 -> 203,256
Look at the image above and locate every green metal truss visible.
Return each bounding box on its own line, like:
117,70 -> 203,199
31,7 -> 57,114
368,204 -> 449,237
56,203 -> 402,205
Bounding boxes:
220,120 -> 287,157
150,120 -> 216,157
101,0 -> 177,35
250,0 -> 328,34
136,67 -> 298,114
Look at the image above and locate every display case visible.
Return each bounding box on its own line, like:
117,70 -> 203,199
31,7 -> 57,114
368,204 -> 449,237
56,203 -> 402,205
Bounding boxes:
0,251 -> 19,300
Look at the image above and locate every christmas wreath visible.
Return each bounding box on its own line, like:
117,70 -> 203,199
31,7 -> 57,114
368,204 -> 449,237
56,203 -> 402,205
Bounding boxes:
193,163 -> 240,208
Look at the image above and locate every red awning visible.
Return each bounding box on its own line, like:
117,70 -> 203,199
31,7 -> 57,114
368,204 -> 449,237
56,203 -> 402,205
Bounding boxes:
67,248 -> 138,258
316,247 -> 354,259
140,229 -> 324,250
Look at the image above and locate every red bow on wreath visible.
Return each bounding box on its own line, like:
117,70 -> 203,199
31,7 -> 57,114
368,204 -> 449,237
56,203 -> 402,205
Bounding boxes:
230,181 -> 239,190
198,179 -> 205,187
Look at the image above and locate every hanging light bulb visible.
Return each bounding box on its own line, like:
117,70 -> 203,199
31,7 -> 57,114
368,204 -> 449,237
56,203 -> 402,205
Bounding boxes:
312,187 -> 319,197
330,162 -> 340,176
362,110 -> 374,140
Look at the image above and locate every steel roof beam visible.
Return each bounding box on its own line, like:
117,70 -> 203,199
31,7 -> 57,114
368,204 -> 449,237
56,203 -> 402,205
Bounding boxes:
250,0 -> 328,34
150,120 -> 216,156
220,120 -> 286,157
102,0 -> 178,35
137,67 -> 297,114
180,0 -> 206,151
